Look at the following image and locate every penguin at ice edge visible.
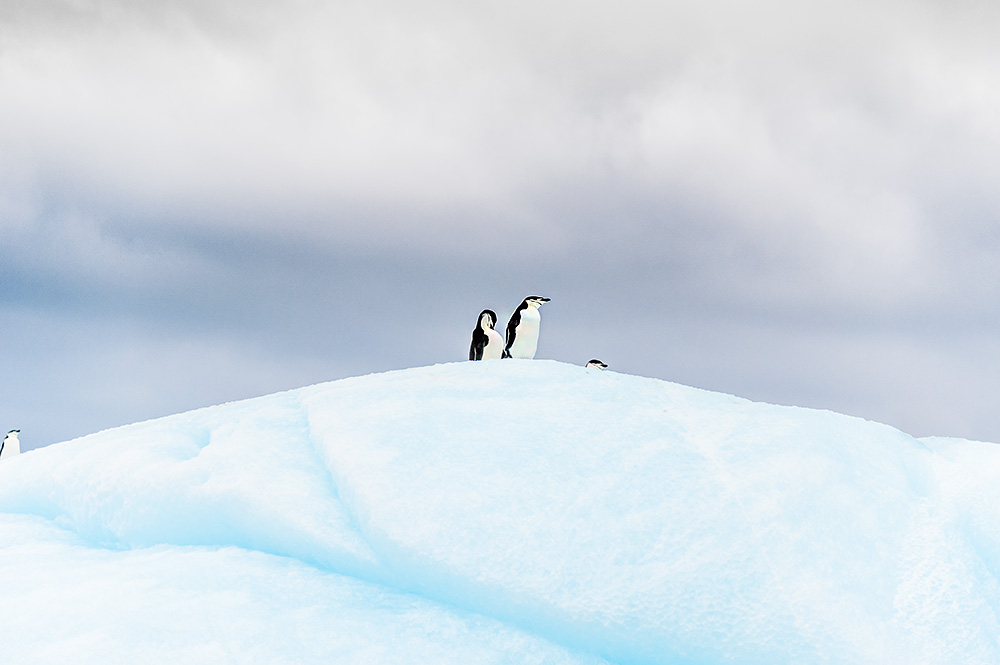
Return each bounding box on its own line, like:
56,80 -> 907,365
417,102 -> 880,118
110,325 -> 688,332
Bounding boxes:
586,359 -> 608,370
470,309 -> 504,360
1,430 -> 20,460
503,296 -> 550,359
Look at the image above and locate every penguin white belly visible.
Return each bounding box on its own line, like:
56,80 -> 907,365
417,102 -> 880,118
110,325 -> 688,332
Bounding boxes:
482,328 -> 504,360
1,434 -> 19,459
508,307 -> 541,359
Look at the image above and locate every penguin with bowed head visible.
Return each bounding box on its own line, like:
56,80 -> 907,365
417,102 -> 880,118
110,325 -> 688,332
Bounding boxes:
469,309 -> 504,360
503,296 -> 550,359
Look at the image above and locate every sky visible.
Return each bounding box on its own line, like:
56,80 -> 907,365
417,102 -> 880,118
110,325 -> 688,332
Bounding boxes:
1,0 -> 998,450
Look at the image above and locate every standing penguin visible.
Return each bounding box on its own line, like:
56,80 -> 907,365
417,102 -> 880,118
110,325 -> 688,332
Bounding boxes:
503,296 -> 550,359
1,430 -> 20,460
469,309 -> 504,360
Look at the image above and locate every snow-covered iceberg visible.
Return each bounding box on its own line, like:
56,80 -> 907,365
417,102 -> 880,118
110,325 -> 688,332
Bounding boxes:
1,360 -> 998,664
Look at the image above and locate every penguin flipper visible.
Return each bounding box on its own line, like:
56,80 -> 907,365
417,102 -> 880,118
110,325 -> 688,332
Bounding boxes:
503,308 -> 522,358
470,333 -> 486,361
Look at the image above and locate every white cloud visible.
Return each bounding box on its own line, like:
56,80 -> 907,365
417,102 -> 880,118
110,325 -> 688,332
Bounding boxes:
2,0 -> 997,256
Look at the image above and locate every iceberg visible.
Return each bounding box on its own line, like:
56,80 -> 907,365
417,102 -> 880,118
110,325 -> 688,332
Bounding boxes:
1,360 -> 997,664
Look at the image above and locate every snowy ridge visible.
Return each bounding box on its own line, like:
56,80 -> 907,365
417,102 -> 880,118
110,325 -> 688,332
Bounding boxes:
1,360 -> 998,664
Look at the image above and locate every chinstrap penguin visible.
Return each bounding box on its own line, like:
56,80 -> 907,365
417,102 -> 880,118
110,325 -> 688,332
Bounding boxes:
586,359 -> 608,370
469,309 -> 504,360
503,296 -> 550,359
1,429 -> 20,460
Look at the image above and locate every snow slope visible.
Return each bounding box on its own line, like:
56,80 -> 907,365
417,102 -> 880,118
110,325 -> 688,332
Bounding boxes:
1,360 -> 998,664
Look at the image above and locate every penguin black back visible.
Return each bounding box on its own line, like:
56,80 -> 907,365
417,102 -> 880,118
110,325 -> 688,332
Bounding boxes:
502,300 -> 528,358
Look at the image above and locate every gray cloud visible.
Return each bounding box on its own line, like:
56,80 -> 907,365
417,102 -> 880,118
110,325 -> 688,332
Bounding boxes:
1,0 -> 998,447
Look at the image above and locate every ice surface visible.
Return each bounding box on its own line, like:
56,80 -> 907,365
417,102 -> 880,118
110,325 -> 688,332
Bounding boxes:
1,360 -> 998,664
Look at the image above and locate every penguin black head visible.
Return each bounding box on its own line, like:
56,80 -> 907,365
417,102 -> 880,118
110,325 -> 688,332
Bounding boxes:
586,359 -> 608,370
478,309 -> 498,330
6,430 -> 18,435
524,296 -> 550,308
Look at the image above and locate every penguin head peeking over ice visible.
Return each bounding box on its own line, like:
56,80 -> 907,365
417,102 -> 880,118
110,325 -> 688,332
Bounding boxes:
470,309 -> 504,360
503,296 -> 550,359
1,429 -> 20,460
586,359 -> 608,370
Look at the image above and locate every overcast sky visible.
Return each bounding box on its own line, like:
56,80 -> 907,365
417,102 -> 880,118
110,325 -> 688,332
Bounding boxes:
2,0 -> 998,450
